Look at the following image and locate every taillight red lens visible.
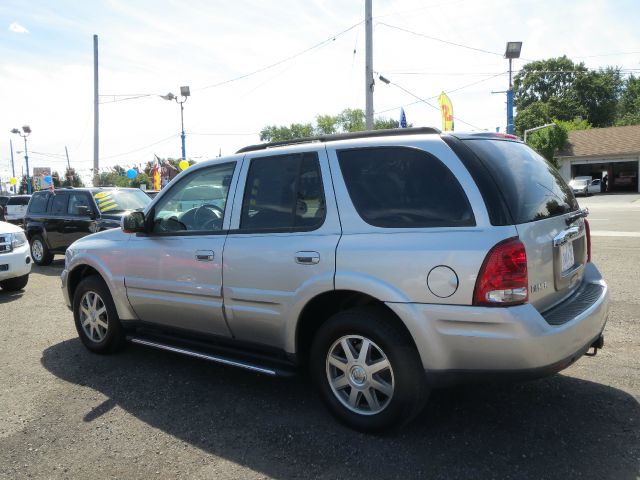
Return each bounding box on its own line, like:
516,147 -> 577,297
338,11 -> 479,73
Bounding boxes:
473,237 -> 528,306
584,218 -> 592,263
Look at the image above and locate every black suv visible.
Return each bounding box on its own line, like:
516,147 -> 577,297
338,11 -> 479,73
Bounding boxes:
24,187 -> 151,265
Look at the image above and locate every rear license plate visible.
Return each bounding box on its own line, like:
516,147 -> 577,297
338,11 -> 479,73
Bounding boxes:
0,264 -> 8,272
560,241 -> 575,273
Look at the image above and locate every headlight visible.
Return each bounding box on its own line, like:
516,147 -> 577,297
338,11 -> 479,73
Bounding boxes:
11,232 -> 27,248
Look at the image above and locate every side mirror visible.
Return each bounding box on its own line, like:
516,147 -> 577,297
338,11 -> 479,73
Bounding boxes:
122,211 -> 146,233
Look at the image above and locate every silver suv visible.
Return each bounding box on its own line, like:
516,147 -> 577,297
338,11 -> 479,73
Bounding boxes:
61,128 -> 609,432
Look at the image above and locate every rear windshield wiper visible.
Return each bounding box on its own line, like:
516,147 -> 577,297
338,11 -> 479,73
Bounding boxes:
565,208 -> 589,225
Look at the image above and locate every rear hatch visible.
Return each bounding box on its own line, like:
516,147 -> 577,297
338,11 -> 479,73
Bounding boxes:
455,136 -> 587,312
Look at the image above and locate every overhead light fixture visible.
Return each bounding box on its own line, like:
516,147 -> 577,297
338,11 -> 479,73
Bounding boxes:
505,41 -> 522,59
180,86 -> 190,97
22,125 -> 31,134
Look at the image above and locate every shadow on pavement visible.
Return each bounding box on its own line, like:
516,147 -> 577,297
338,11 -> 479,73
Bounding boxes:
31,258 -> 64,277
41,339 -> 640,480
0,289 -> 25,304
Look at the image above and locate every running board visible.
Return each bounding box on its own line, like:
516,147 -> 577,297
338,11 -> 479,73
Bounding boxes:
128,337 -> 279,376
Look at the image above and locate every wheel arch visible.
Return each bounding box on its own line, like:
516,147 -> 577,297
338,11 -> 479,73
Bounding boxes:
294,290 -> 419,367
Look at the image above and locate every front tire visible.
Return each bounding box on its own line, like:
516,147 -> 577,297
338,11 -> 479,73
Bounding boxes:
0,274 -> 29,291
73,275 -> 126,354
310,306 -> 428,432
30,235 -> 53,266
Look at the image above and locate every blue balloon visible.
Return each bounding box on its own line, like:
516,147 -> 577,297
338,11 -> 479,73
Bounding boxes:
44,175 -> 52,183
126,169 -> 137,179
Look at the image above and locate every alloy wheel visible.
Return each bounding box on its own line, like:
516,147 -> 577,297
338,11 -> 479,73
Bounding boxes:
79,291 -> 109,343
31,240 -> 43,262
326,335 -> 395,415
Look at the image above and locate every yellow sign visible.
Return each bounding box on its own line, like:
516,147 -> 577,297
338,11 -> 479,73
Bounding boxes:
438,92 -> 454,131
179,160 -> 189,171
10,177 -> 17,186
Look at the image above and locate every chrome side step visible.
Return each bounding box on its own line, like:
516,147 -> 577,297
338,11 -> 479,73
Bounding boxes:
129,337 -> 278,376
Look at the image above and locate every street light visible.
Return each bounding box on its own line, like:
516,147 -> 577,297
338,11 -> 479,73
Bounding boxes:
504,41 -> 522,135
11,126 -> 32,194
161,86 -> 190,160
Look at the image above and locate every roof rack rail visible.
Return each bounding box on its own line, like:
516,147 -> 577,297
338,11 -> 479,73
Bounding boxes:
236,126 -> 441,153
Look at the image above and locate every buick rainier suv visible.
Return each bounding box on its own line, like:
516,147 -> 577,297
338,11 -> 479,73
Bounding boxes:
61,128 -> 609,432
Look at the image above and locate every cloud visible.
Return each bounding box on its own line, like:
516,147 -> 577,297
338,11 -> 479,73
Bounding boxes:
9,22 -> 29,34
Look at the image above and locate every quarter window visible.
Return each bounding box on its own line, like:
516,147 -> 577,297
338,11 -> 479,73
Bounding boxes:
338,147 -> 475,228
68,194 -> 93,215
152,162 -> 236,233
240,152 -> 325,231
28,194 -> 49,214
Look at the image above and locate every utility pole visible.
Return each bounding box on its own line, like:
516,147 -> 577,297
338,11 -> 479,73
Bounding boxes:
93,34 -> 99,187
9,139 -> 16,193
365,0 -> 374,130
65,146 -> 71,170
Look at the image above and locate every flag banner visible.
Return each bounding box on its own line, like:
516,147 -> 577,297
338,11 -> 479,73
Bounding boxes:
152,155 -> 161,190
400,108 -> 407,128
438,92 -> 454,131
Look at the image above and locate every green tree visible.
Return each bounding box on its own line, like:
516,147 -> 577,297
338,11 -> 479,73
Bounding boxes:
18,175 -> 36,194
526,118 -> 591,168
96,166 -> 131,187
260,108 -> 407,143
514,56 -> 623,134
616,75 -> 640,126
62,167 -> 84,187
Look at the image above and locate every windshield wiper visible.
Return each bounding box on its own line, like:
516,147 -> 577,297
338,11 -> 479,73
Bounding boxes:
565,208 -> 589,225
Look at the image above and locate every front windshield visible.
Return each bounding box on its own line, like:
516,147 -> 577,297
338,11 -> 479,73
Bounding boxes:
93,189 -> 151,213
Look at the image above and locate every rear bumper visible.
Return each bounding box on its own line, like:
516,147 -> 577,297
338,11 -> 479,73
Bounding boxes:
386,262 -> 609,384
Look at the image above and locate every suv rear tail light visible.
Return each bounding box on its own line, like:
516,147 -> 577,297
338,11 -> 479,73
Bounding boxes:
584,218 -> 592,262
473,237 -> 528,306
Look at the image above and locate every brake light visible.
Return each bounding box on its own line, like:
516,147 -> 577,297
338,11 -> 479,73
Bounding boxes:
473,237 -> 528,306
584,218 -> 592,262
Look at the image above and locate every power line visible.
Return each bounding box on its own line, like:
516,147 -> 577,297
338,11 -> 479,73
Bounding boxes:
377,75 -> 486,130
99,134 -> 177,161
196,21 -> 363,91
377,22 -> 503,57
375,71 -> 505,116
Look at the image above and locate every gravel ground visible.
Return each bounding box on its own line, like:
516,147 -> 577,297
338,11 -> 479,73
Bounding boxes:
0,221 -> 638,479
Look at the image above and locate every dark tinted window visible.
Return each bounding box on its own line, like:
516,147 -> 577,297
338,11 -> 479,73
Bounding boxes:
8,196 -> 31,206
240,152 -> 325,231
462,139 -> 578,224
28,194 -> 49,213
338,147 -> 475,228
51,194 -> 69,215
68,193 -> 92,215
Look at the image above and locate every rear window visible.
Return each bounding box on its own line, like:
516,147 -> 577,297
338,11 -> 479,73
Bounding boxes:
8,196 -> 31,206
462,139 -> 578,224
338,147 -> 475,228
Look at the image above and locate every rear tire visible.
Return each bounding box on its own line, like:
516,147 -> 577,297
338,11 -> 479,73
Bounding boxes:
30,235 -> 53,266
73,275 -> 126,354
0,274 -> 29,291
310,306 -> 428,433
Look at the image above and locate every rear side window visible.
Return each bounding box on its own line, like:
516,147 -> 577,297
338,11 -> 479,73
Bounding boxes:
8,196 -> 30,206
338,147 -> 475,228
51,194 -> 69,215
28,194 -> 49,213
240,152 -> 325,231
462,139 -> 578,224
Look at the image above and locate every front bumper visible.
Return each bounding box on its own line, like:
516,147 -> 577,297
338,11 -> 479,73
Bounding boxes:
61,268 -> 71,309
386,262 -> 609,384
0,244 -> 32,281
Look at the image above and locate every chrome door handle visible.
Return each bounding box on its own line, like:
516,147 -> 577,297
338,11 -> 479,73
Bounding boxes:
195,250 -> 214,261
295,251 -> 320,265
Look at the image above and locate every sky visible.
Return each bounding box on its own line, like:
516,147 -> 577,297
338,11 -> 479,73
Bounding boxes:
1,0 -> 639,187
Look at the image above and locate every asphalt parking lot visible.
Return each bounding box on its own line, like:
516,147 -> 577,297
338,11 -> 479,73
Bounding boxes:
1,194 -> 638,480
